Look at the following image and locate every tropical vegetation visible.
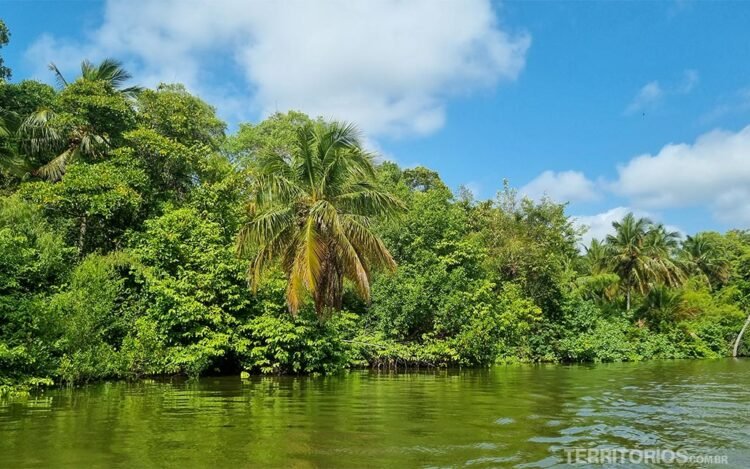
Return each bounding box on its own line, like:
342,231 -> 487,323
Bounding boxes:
1,20 -> 749,396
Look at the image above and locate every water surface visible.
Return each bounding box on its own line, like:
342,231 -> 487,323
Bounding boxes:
1,359 -> 749,467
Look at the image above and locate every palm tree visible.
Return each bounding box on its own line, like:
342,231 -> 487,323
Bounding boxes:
606,213 -> 652,311
576,239 -> 620,303
17,58 -> 138,181
605,214 -> 684,311
638,285 -> 693,329
18,109 -> 108,181
0,102 -> 45,178
49,58 -> 143,96
681,233 -> 730,289
584,238 -> 608,275
643,223 -> 685,287
237,120 -> 404,317
733,311 -> 750,357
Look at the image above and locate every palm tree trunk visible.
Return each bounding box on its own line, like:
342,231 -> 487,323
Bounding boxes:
626,282 -> 631,312
733,311 -> 750,358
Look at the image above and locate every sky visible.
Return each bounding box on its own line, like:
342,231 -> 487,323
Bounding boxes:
2,0 -> 750,244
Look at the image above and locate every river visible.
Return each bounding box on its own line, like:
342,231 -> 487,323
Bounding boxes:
1,359 -> 748,467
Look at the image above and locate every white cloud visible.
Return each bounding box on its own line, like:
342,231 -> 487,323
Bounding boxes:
624,70 -> 699,115
625,81 -> 663,115
613,124 -> 750,223
520,170 -> 599,203
25,0 -> 530,137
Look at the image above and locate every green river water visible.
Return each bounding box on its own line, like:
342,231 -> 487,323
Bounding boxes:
1,359 -> 749,468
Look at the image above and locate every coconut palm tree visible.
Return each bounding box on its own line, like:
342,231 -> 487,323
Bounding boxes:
18,109 -> 108,181
48,58 -> 142,96
584,238 -> 608,275
605,214 -> 684,310
0,106 -> 16,157
17,58 -> 138,181
605,213 -> 652,311
643,223 -> 685,287
681,233 -> 730,289
576,239 -> 620,303
237,120 -> 404,317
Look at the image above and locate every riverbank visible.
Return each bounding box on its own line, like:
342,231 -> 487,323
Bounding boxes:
3,328 -> 746,399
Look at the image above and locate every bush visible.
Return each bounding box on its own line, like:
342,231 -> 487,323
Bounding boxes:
50,252 -> 135,383
128,206 -> 252,377
234,309 -> 356,374
0,196 -> 72,390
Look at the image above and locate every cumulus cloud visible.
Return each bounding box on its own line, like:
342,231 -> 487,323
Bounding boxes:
613,124 -> 750,223
530,123 -> 750,235
25,0 -> 530,137
520,170 -> 599,203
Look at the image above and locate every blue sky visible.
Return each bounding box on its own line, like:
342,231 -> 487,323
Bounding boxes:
3,0 -> 750,242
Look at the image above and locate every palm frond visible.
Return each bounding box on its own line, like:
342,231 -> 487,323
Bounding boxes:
35,147 -> 74,181
252,174 -> 304,206
314,201 -> 370,299
47,62 -> 69,87
18,108 -> 63,155
333,183 -> 405,219
341,215 -> 396,271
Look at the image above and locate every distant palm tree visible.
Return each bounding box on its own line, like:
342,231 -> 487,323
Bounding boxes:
584,238 -> 608,275
237,120 -> 404,316
17,58 -> 139,181
643,223 -> 684,287
681,233 -> 730,289
605,213 -> 684,311
49,58 -> 142,96
606,213 -> 651,311
577,239 -> 620,303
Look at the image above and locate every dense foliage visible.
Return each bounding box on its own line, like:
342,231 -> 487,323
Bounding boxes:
1,34 -> 749,395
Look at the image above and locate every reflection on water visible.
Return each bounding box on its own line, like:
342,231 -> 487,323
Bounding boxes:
1,359 -> 749,467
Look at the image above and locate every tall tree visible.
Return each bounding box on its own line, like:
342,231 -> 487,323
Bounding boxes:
136,83 -> 225,147
643,223 -> 684,287
18,108 -> 108,181
584,239 -> 608,275
1,81 -> 57,183
17,59 -> 137,180
48,58 -> 142,96
237,120 -> 403,316
605,213 -> 684,311
681,233 -> 730,289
